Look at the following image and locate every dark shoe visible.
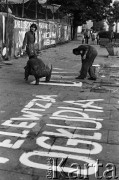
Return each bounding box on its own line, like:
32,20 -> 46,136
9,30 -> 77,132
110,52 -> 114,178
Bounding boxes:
45,65 -> 52,82
88,77 -> 96,80
75,76 -> 84,79
24,66 -> 27,69
24,77 -> 28,81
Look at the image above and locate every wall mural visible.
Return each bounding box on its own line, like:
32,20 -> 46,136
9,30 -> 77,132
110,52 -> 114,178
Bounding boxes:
0,14 -> 71,56
13,18 -> 71,56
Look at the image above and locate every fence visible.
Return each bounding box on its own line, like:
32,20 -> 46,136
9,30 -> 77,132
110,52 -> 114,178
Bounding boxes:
0,12 -> 72,57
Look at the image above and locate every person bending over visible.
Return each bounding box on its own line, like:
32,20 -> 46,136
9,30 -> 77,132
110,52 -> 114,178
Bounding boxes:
73,45 -> 98,80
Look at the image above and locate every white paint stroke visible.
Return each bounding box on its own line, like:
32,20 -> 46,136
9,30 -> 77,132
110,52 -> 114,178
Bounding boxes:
49,117 -> 102,129
52,110 -> 89,119
64,99 -> 104,103
64,101 -> 103,109
35,95 -> 57,101
2,120 -> 37,129
0,139 -> 24,149
43,129 -> 102,140
31,81 -> 82,87
11,117 -> 39,121
47,124 -> 101,131
0,130 -> 29,138
37,136 -> 102,155
0,157 -> 9,164
50,116 -> 103,121
20,151 -> 97,175
35,102 -> 52,109
85,109 -> 103,112
58,106 -> 103,112
21,109 -> 42,118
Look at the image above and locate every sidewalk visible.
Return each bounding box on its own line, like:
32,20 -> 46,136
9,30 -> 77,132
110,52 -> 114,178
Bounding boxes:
36,41 -> 119,179
0,40 -> 119,180
22,41 -> 119,179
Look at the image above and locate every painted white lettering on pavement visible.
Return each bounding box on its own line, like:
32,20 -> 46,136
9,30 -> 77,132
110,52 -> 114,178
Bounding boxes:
52,110 -> 89,119
20,151 -> 97,175
64,100 -> 103,109
2,120 -> 37,129
0,157 -> 9,164
47,123 -> 101,131
43,129 -> 102,140
50,116 -> 103,121
0,139 -> 25,149
36,136 -> 102,154
31,81 -> 82,87
0,130 -> 29,138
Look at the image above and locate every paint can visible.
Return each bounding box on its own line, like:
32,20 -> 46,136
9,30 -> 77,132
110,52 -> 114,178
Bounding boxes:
92,64 -> 100,77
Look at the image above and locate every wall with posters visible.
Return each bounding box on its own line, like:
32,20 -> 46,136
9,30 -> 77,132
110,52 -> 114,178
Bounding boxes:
38,21 -> 57,48
0,12 -> 14,56
0,13 -> 71,57
13,17 -> 71,57
13,18 -> 38,57
0,14 -> 3,48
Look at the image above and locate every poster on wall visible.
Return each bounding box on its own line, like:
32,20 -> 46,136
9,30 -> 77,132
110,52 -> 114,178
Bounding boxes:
13,18 -> 71,55
38,21 -> 57,48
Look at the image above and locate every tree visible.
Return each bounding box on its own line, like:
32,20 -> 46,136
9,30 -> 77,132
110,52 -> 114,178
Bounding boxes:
112,1 -> 119,32
48,0 -> 112,39
106,1 -> 119,32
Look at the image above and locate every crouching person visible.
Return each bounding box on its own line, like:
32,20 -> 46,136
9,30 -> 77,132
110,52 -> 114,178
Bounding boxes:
73,45 -> 98,80
24,50 -> 52,85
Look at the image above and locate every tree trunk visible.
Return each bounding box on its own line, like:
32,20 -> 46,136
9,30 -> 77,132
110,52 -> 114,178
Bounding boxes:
72,13 -> 79,40
116,20 -> 118,33
73,25 -> 78,40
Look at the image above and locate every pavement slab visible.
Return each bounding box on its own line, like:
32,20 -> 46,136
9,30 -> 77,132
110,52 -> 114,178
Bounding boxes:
0,170 -> 39,180
74,129 -> 108,143
108,130 -> 119,144
90,142 -> 119,164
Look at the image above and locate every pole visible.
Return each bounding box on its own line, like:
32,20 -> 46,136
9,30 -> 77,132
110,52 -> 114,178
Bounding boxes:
6,0 -> 8,59
57,8 -> 59,22
22,0 -> 24,18
35,0 -> 38,19
52,5 -> 54,20
45,1 -> 47,20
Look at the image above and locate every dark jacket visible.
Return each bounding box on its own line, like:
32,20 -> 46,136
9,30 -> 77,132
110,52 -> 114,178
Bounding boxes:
75,45 -> 98,60
22,30 -> 35,48
22,30 -> 36,56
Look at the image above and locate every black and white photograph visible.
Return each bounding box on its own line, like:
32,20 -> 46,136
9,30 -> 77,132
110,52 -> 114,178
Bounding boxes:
0,0 -> 119,179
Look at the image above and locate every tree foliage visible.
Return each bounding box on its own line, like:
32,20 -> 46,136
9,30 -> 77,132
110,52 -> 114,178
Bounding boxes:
48,0 -> 112,26
112,1 -> 119,22
106,1 -> 119,31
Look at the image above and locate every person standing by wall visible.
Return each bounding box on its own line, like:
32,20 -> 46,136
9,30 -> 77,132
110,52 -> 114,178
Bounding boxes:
22,23 -> 37,57
22,23 -> 37,81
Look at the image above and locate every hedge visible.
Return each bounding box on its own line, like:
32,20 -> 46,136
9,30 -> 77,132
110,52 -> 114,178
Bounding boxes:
98,31 -> 119,39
